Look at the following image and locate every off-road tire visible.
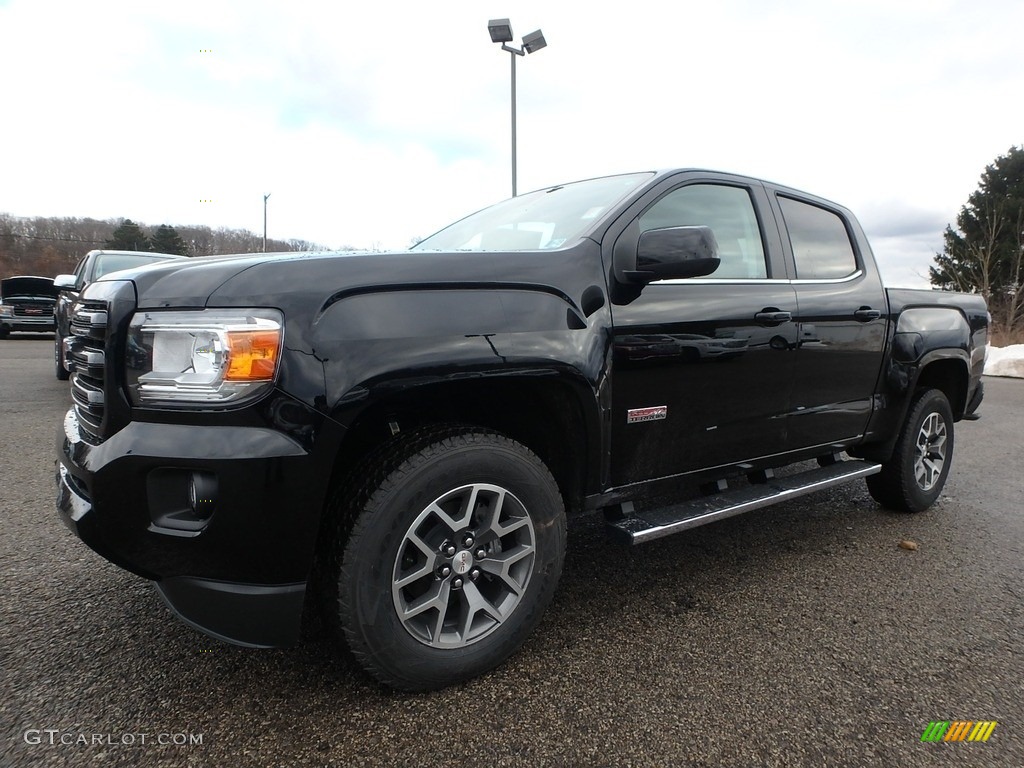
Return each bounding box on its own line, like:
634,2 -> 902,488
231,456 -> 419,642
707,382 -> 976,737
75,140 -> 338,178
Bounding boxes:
867,388 -> 954,512
328,428 -> 566,690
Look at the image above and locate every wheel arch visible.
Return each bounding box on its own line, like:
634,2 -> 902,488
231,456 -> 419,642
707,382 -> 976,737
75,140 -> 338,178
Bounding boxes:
325,372 -> 601,520
912,352 -> 970,419
854,350 -> 970,464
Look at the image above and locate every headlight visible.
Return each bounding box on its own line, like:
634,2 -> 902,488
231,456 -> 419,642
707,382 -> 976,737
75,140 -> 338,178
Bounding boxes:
126,309 -> 284,407
0,304 -> 13,317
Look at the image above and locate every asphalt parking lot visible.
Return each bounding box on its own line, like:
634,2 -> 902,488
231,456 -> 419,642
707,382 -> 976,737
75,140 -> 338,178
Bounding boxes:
2,337 -> 1022,767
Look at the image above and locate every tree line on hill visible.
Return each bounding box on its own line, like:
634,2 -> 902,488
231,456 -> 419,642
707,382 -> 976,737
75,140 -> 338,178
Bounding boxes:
0,214 -> 332,278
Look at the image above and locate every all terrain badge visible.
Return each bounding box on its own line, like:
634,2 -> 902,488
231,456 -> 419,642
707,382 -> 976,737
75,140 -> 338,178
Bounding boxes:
627,406 -> 668,424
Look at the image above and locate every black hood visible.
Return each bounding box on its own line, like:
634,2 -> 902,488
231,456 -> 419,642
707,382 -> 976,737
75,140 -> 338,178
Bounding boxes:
1,276 -> 60,301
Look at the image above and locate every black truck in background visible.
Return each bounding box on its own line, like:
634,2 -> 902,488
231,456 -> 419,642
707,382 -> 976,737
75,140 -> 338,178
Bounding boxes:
55,169 -> 987,690
52,249 -> 186,380
0,276 -> 59,337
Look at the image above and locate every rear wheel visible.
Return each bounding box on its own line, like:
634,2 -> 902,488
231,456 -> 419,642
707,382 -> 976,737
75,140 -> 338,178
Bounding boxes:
867,388 -> 954,512
329,429 -> 566,690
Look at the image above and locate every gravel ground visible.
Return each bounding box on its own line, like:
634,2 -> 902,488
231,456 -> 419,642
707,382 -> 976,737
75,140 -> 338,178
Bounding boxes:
1,337 -> 1022,767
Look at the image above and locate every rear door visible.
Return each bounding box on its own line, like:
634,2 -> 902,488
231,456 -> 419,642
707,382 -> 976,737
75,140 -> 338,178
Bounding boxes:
767,190 -> 887,450
607,174 -> 798,486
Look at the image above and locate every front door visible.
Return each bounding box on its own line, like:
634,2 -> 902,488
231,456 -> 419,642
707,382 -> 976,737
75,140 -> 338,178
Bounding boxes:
608,180 -> 798,487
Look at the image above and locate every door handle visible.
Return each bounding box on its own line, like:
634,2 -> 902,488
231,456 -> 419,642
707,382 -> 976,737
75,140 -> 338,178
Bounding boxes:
853,307 -> 881,322
754,309 -> 792,325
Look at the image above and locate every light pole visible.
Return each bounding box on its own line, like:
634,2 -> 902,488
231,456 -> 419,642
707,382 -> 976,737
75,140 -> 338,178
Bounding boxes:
263,193 -> 271,252
487,18 -> 546,197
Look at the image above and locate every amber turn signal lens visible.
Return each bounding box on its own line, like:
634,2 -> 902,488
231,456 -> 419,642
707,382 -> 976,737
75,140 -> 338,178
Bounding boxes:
225,330 -> 281,381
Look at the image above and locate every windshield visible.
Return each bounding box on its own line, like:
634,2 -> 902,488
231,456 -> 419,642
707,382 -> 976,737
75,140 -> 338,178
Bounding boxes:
95,253 -> 176,280
412,172 -> 653,252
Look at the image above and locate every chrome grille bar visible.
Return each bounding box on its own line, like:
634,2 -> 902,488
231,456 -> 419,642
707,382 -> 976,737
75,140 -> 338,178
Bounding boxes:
69,300 -> 108,442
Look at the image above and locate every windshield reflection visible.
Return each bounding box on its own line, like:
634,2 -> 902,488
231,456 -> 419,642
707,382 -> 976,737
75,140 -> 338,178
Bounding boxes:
412,173 -> 653,252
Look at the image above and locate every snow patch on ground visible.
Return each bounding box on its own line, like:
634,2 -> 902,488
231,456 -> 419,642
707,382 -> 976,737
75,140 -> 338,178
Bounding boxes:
985,345 -> 1024,378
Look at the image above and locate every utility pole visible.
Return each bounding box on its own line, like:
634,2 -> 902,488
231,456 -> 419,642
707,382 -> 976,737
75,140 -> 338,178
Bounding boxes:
263,193 -> 272,252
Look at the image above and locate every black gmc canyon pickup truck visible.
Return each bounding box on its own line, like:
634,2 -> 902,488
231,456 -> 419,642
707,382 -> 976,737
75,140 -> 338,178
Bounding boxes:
55,169 -> 987,690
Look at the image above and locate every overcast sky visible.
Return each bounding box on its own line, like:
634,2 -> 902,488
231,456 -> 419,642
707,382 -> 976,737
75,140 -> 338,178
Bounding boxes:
2,0 -> 1022,287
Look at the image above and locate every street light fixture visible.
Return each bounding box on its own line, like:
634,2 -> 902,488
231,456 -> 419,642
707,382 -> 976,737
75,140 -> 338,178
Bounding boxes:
487,18 -> 547,197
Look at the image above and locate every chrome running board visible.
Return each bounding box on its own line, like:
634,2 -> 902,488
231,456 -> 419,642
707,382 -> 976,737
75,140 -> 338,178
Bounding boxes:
607,460 -> 882,545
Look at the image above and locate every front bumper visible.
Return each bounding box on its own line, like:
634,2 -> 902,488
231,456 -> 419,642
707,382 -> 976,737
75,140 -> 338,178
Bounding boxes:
1,315 -> 55,332
55,407 -> 320,647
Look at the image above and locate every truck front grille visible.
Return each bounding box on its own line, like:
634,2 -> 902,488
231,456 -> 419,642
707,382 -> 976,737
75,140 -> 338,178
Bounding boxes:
13,303 -> 54,317
70,301 -> 109,442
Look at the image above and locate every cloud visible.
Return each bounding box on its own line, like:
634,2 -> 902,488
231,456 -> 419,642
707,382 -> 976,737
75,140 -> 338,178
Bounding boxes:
857,201 -> 951,239
870,235 -> 942,289
1,0 -> 1023,261
854,201 -> 950,288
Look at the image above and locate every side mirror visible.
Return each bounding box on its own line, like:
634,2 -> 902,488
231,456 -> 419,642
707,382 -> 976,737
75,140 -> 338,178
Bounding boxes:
623,226 -> 720,283
54,274 -> 78,291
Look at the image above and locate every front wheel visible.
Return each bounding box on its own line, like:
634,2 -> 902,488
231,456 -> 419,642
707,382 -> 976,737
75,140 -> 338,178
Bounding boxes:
867,388 -> 954,512
54,333 -> 70,380
330,429 -> 566,690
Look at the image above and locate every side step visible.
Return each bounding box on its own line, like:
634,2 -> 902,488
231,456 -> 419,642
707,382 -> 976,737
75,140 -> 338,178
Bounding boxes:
607,460 -> 881,545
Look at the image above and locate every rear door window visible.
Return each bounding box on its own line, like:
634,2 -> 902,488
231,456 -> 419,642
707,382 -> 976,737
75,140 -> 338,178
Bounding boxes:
777,196 -> 858,280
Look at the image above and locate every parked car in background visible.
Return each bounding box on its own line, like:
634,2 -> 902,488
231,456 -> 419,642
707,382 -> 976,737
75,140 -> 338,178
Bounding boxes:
53,249 -> 187,379
0,276 -> 59,338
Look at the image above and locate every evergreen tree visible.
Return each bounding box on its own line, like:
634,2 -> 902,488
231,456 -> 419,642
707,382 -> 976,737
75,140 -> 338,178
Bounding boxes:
105,219 -> 150,251
930,147 -> 1024,332
149,224 -> 190,256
